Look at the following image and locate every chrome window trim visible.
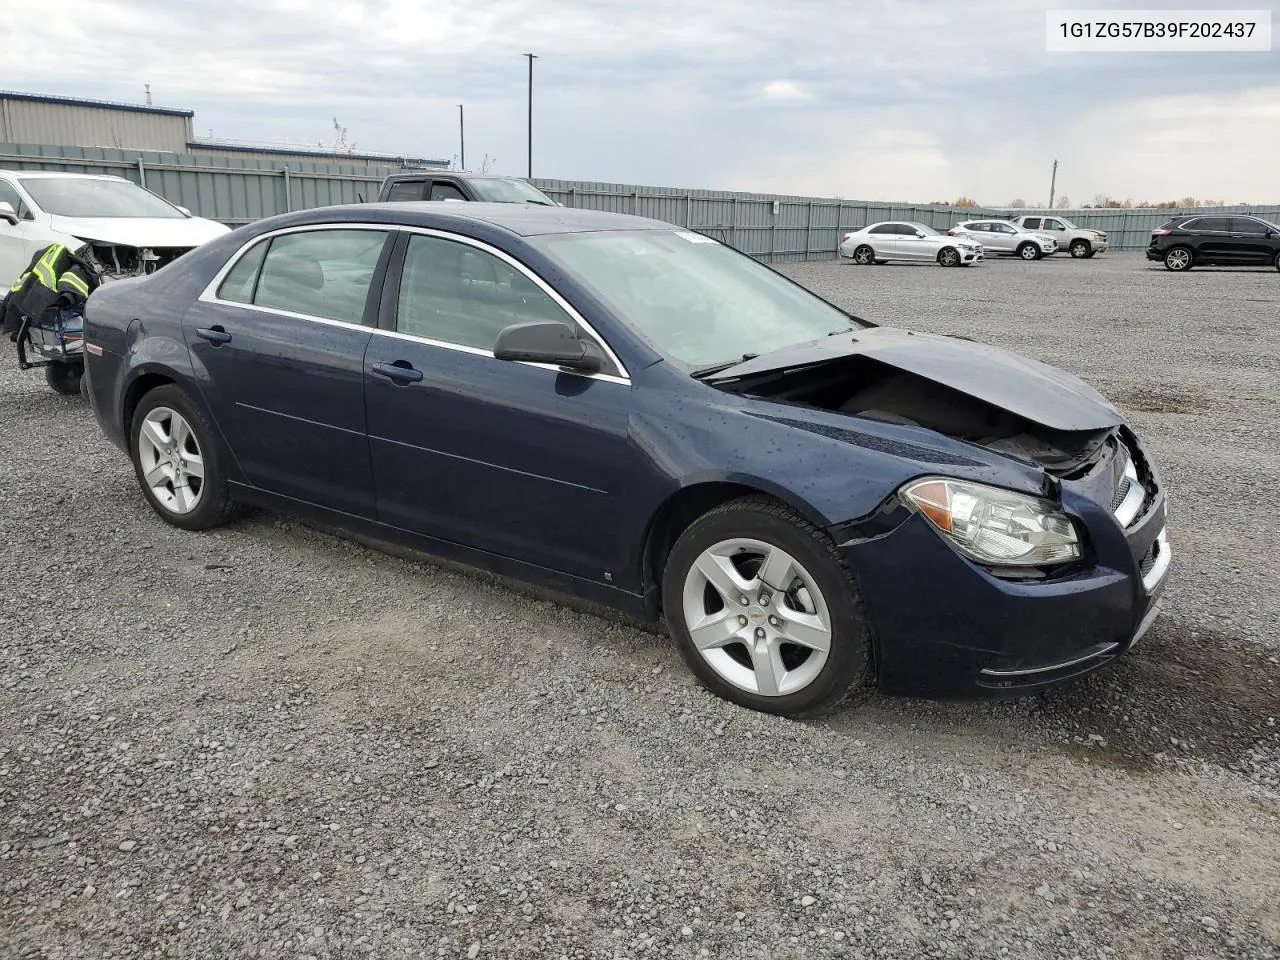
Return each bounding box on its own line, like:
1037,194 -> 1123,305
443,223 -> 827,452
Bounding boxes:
197,221 -> 631,384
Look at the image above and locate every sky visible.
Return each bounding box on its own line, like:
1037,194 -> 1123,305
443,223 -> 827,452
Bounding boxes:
3,0 -> 1278,206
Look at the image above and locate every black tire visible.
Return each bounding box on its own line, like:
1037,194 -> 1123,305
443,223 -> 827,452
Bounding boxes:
44,361 -> 83,396
1164,246 -> 1193,272
1069,240 -> 1091,258
873,259 -> 887,265
937,247 -> 961,268
1084,250 -> 1097,259
130,384 -> 237,531
852,245 -> 875,265
661,496 -> 873,717
1274,251 -> 1280,272
1017,242 -> 1041,261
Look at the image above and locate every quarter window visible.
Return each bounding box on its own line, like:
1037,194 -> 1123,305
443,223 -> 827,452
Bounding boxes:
396,235 -> 574,353
249,229 -> 389,324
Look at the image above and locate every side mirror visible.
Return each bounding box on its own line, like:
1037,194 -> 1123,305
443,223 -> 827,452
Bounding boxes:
0,201 -> 17,226
494,321 -> 603,373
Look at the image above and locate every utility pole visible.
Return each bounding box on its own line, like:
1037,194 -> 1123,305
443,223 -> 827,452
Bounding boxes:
1048,158 -> 1059,209
524,53 -> 538,179
458,104 -> 465,171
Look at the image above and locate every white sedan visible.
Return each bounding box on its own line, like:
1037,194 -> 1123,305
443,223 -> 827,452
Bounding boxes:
839,221 -> 983,267
948,220 -> 1057,260
0,171 -> 230,287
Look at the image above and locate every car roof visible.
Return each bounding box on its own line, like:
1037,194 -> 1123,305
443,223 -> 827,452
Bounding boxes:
1,170 -> 129,182
268,201 -> 673,238
383,171 -> 530,182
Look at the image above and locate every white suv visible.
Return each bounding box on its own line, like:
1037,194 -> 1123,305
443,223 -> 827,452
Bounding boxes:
949,220 -> 1057,260
1009,215 -> 1108,258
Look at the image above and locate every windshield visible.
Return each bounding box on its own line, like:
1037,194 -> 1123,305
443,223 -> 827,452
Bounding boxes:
1057,217 -> 1079,229
467,178 -> 555,205
910,222 -> 941,236
534,230 -> 864,369
20,177 -> 186,219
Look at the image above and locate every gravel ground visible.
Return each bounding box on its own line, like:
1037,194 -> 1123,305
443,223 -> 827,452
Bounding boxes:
1,251 -> 1277,960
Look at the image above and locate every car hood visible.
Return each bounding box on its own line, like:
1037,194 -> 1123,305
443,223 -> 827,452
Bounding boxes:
53,215 -> 231,248
709,327 -> 1123,432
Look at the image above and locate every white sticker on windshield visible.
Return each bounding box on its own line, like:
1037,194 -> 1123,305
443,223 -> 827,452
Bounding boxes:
675,231 -> 719,244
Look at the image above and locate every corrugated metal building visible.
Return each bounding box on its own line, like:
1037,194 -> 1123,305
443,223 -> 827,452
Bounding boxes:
0,90 -> 447,170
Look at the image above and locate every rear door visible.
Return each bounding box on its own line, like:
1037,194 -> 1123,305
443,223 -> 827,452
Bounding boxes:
867,223 -> 901,258
1229,217 -> 1274,265
383,178 -> 428,201
1185,217 -> 1233,262
186,226 -> 393,517
364,230 -> 638,581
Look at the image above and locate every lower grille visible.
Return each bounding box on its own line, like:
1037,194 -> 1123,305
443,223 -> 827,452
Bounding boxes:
1139,538 -> 1159,577
1110,477 -> 1132,512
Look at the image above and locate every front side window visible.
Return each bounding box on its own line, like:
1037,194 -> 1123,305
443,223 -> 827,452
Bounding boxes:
534,229 -> 864,369
1043,218 -> 1064,230
0,180 -> 28,219
249,229 -> 389,324
19,176 -> 185,218
993,223 -> 1017,234
429,183 -> 468,202
1231,218 -> 1269,236
396,235 -> 575,353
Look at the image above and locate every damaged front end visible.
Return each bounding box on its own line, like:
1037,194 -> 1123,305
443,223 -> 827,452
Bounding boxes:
77,241 -> 195,281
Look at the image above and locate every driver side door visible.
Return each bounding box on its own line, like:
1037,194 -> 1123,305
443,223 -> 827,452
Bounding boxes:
364,231 -> 639,582
0,179 -> 58,287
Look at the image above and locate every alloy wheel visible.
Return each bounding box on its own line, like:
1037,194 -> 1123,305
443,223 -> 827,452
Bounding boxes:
939,248 -> 959,267
853,246 -> 874,265
1165,248 -> 1191,271
681,538 -> 832,697
1070,241 -> 1089,258
137,406 -> 206,515
1019,243 -> 1039,260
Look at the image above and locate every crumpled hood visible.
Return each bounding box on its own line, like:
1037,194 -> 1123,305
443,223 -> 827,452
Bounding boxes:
711,327 -> 1123,432
53,215 -> 231,249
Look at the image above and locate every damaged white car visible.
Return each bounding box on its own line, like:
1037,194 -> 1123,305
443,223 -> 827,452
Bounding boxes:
0,171 -> 230,287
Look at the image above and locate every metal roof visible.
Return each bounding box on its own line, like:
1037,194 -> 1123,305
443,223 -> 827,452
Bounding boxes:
0,90 -> 194,118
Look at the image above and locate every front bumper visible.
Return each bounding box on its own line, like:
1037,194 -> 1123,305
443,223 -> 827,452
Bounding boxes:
838,474 -> 1169,698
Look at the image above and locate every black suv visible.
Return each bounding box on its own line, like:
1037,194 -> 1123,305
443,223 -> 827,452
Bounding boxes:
377,171 -> 557,205
1147,214 -> 1280,272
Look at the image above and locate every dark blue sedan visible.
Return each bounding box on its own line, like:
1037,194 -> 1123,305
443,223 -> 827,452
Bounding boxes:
82,204 -> 1170,715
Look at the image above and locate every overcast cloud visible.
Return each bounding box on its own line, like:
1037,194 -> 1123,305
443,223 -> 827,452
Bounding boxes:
3,0 -> 1278,204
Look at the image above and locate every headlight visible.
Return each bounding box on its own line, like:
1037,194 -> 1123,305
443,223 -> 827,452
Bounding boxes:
900,478 -> 1081,566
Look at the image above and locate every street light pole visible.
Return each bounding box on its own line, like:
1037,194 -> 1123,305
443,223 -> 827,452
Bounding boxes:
524,52 -> 538,179
458,104 -> 465,171
1048,158 -> 1059,209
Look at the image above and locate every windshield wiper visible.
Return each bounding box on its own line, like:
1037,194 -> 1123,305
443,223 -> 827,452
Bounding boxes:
690,353 -> 759,380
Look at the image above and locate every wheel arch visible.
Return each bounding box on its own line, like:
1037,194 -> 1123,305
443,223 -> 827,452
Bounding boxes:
638,479 -> 832,619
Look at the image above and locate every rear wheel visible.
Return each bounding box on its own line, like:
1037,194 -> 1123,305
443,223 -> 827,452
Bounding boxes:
1274,251 -> 1280,272
852,245 -> 875,265
937,247 -> 961,267
44,361 -> 83,396
130,385 -> 237,530
1069,240 -> 1091,258
662,496 -> 873,717
1164,247 -> 1193,271
1017,242 -> 1041,261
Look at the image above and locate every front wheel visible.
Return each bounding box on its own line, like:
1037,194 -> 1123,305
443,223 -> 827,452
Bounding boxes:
662,497 -> 872,717
937,247 -> 961,267
852,245 -> 875,265
44,361 -> 83,396
1017,242 -> 1041,261
1070,240 -> 1091,258
130,385 -> 237,530
1164,247 -> 1193,271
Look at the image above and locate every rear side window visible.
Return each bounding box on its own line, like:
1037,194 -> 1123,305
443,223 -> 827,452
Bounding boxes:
963,223 -> 987,232
217,240 -> 269,304
251,229 -> 390,325
396,235 -> 572,351
1187,217 -> 1229,232
1022,218 -> 1041,229
385,179 -> 426,201
429,182 -> 468,201
868,224 -> 896,235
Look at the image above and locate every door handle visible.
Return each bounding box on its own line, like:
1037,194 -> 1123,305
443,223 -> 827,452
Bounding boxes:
371,361 -> 424,384
196,326 -> 232,345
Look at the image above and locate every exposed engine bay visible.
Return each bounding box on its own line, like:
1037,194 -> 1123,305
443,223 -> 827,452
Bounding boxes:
78,242 -> 194,281
717,354 -> 1116,476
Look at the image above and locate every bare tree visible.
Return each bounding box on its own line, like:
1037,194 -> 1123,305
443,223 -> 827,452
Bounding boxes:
1056,195 -> 1071,209
1008,198 -> 1027,208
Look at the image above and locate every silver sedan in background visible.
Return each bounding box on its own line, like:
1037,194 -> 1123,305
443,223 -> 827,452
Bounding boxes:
839,221 -> 983,267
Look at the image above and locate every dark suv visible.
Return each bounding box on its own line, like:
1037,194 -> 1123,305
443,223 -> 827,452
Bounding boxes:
377,171 -> 557,205
1147,214 -> 1280,272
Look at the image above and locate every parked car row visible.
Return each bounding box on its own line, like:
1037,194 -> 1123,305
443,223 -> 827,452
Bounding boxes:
839,219 -> 1060,267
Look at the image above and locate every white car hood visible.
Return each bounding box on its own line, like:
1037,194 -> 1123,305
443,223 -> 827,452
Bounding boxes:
51,215 -> 231,248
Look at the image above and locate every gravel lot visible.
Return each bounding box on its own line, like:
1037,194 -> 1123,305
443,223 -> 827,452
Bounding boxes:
2,251 -> 1277,960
